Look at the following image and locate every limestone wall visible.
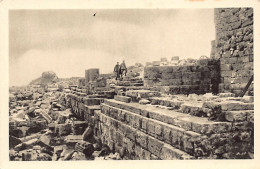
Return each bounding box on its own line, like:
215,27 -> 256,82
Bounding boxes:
66,93 -> 254,159
144,59 -> 220,95
214,8 -> 254,96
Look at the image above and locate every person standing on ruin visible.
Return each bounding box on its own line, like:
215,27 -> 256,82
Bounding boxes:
120,60 -> 127,78
114,62 -> 120,80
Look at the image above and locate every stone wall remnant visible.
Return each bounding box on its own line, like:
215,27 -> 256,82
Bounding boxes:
214,8 -> 253,96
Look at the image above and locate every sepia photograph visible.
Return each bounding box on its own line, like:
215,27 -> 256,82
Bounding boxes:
8,7 -> 254,161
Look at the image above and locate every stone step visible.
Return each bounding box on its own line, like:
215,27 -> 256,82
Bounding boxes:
150,85 -> 213,95
121,77 -> 143,81
203,101 -> 254,111
114,95 -> 132,103
150,97 -> 184,109
225,110 -> 254,122
111,85 -> 150,91
100,103 -> 201,156
117,79 -> 144,83
218,93 -> 236,97
125,90 -> 161,102
95,109 -> 194,159
150,97 -> 254,120
117,82 -> 144,87
103,99 -> 232,135
129,82 -> 144,86
84,105 -> 101,116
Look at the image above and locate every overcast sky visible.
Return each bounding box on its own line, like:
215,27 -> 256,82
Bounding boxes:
9,9 -> 215,86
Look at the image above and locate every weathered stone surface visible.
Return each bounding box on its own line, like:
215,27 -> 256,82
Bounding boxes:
225,110 -> 252,122
57,123 -> 71,136
160,144 -> 194,160
114,95 -> 131,103
139,99 -> 150,105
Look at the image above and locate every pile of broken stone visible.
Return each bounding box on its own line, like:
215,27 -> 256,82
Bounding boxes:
9,87 -> 120,161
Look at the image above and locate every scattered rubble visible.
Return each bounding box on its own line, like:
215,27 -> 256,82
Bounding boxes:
9,85 -> 121,161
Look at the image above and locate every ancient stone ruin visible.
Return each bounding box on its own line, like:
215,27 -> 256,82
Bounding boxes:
9,8 -> 254,160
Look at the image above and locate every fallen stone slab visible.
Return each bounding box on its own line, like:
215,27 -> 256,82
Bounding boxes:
82,127 -> 94,142
71,151 -> 87,160
139,99 -> 150,105
38,134 -> 52,146
39,110 -> 52,123
55,123 -> 71,136
14,138 -> 38,151
75,141 -> 94,157
19,133 -> 41,143
48,123 -> 55,131
9,136 -> 22,149
37,152 -> 52,161
65,135 -> 83,144
60,148 -> 75,161
15,110 -> 25,119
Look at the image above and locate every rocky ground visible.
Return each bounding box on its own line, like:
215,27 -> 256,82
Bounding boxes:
9,88 -> 121,161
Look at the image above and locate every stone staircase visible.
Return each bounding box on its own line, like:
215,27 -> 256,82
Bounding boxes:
109,77 -> 151,91
67,74 -> 254,159
96,92 -> 254,159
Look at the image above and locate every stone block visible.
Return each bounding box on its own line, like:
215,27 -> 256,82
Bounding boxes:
83,98 -> 101,106
85,68 -> 99,83
147,119 -> 156,137
116,131 -> 124,147
147,136 -> 164,157
172,117 -> 192,131
220,58 -> 237,64
114,95 -> 131,103
160,144 -> 194,160
225,110 -> 251,122
163,79 -> 183,86
159,66 -> 173,73
135,130 -> 148,149
152,61 -> 161,66
123,124 -> 136,141
221,101 -> 254,111
58,123 -> 72,136
192,120 -> 232,135
132,114 -> 142,129
218,93 -> 235,97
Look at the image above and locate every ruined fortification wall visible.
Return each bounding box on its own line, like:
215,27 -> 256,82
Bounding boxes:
144,59 -> 220,95
67,93 -> 254,159
214,8 -> 254,96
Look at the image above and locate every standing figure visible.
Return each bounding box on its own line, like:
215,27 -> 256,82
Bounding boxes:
120,60 -> 127,78
114,62 -> 120,80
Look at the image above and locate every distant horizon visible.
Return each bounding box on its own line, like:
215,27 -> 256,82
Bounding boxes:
9,9 -> 215,86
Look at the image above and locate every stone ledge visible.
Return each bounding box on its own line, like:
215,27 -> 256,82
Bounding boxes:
95,110 -> 194,159
114,95 -> 132,103
103,99 -> 233,135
